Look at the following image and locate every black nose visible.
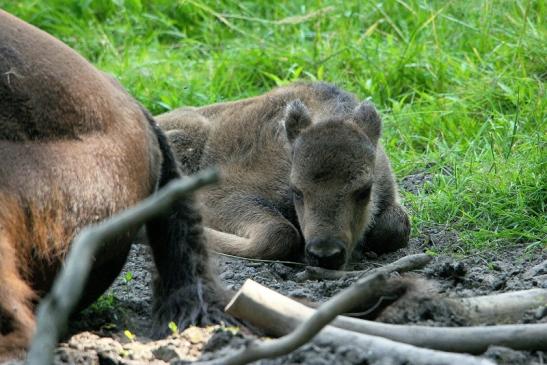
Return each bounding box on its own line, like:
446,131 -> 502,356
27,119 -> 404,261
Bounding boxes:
305,238 -> 346,269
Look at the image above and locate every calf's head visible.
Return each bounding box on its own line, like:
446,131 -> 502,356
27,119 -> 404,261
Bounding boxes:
284,100 -> 381,269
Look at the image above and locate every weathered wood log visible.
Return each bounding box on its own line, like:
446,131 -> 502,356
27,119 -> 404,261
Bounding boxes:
458,288 -> 547,324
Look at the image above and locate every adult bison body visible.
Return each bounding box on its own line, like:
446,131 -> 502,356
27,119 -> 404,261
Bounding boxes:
0,10 -> 221,361
158,82 -> 410,270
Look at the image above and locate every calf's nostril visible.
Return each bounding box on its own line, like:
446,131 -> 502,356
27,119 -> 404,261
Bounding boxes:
305,239 -> 346,269
307,244 -> 342,258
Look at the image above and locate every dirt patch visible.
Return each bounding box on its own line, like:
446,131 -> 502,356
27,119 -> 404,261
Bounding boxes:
48,226 -> 546,365
400,171 -> 434,195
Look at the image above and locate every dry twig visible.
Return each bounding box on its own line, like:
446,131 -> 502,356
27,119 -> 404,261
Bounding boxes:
296,253 -> 431,281
212,251 -> 307,267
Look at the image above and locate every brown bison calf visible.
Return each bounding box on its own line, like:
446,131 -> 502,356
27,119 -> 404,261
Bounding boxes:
0,11 -> 222,361
158,82 -> 410,270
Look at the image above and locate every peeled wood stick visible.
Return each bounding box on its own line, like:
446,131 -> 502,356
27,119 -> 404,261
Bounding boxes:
227,280 -> 547,354
299,260 -> 547,323
26,169 -> 219,365
457,288 -> 547,323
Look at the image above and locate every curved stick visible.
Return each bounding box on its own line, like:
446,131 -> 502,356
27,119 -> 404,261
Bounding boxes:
207,271 -> 389,365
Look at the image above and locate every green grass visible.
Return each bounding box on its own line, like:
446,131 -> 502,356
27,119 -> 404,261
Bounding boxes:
2,0 -> 545,252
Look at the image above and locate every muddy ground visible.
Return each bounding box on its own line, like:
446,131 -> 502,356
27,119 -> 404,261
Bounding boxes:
46,173 -> 547,364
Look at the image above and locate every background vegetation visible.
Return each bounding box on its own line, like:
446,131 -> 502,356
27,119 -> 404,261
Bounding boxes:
3,0 -> 545,252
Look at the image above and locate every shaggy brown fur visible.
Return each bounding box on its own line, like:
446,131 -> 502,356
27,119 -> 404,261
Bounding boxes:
158,82 -> 410,269
0,11 -> 224,361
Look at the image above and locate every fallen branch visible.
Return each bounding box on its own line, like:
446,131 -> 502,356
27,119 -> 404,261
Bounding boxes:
198,270 -> 389,365
25,168 -> 219,365
195,254 -> 494,365
296,253 -> 431,282
200,277 -> 492,365
458,288 -> 547,324
315,326 -> 494,365
230,280 -> 547,354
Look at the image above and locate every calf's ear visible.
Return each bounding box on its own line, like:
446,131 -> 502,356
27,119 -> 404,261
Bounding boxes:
353,101 -> 382,145
284,100 -> 312,144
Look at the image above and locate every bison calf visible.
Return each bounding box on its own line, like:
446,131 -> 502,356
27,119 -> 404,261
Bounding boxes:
158,82 -> 410,270
0,10 -> 223,361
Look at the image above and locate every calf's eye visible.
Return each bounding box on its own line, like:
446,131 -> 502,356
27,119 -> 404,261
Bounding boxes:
355,186 -> 372,201
291,186 -> 304,201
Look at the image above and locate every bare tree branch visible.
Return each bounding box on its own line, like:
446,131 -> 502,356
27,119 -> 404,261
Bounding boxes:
296,266 -> 373,281
228,280 -> 547,354
208,270 -> 388,365
315,326 -> 494,365
25,168 -> 219,365
194,254 -> 495,365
